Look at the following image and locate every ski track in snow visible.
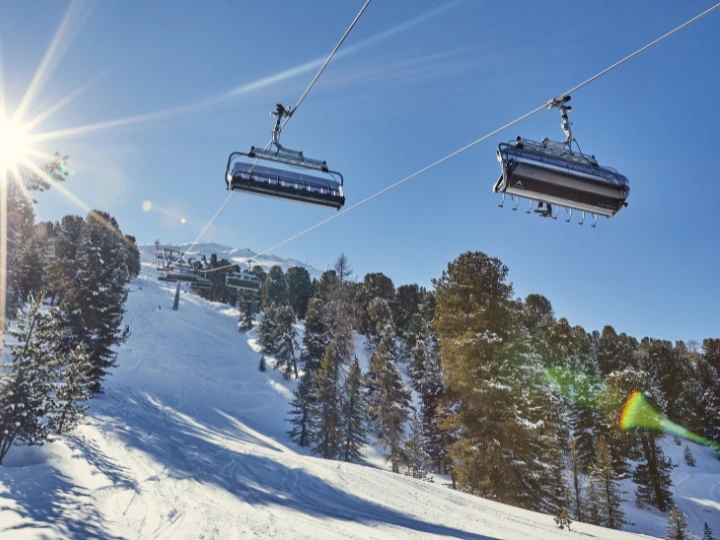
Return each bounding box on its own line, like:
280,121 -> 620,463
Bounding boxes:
0,263 -> 715,539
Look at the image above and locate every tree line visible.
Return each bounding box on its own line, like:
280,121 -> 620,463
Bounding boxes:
246,250 -> 719,533
1,156 -> 140,464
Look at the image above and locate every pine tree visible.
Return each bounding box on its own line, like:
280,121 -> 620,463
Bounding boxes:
584,478 -> 602,526
50,344 -> 93,435
366,296 -> 394,349
286,370 -> 318,447
393,284 -> 425,339
0,293 -> 55,464
633,432 -> 675,512
432,251 -> 555,510
54,211 -> 139,392
257,305 -> 279,355
285,266 -> 313,320
301,297 -> 330,374
340,359 -> 369,463
334,253 -> 352,284
365,340 -> 411,473
237,290 -> 256,331
311,265 -> 357,461
704,522 -> 716,540
665,506 -> 691,540
258,355 -> 266,372
683,445 -> 696,467
589,435 -> 627,529
274,305 -> 299,379
261,265 -> 289,309
568,435 -> 584,521
403,412 -> 434,482
313,346 -> 342,459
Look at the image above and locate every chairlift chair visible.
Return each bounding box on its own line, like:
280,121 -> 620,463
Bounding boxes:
493,95 -> 630,226
225,104 -> 345,210
159,262 -> 200,283
226,269 -> 262,293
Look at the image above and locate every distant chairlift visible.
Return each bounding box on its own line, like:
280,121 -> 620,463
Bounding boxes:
225,265 -> 262,293
493,95 -> 630,227
159,261 -> 200,283
225,104 -> 345,210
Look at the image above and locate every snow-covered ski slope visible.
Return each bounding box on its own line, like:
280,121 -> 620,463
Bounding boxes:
0,264 -> 713,539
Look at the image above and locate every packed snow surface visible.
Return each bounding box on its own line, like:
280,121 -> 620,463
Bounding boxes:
0,264 -> 716,539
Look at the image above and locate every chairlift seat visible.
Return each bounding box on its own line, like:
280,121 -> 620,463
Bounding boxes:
226,270 -> 262,292
493,141 -> 630,217
226,157 -> 345,210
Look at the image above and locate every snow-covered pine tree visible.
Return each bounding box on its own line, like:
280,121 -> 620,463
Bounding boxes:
45,215 -> 85,306
633,432 -> 675,512
584,477 -> 602,526
568,435 -> 584,521
258,355 -> 266,372
683,445 -> 696,467
432,251 -> 559,511
286,370 -> 318,447
339,359 -> 368,463
366,296 -> 394,350
704,522 -> 716,540
365,340 -> 411,473
237,290 -> 256,331
393,284 -> 424,340
257,304 -> 279,355
50,344 -> 93,435
403,411 -> 434,482
285,266 -> 313,320
697,351 -> 720,447
0,293 -> 55,464
313,345 -> 342,459
665,506 -> 691,540
274,305 -> 299,379
54,211 -> 139,392
261,265 -> 289,309
301,297 -> 330,374
589,435 -> 627,529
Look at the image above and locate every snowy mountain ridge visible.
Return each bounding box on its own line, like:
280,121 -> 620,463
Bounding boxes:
139,242 -> 323,278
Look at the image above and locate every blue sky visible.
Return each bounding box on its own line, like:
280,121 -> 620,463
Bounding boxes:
2,0 -> 719,342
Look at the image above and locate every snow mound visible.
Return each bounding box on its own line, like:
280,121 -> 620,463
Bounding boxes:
0,266 -> 657,539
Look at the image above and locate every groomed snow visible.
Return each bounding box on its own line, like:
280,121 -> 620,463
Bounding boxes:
0,263 -> 711,539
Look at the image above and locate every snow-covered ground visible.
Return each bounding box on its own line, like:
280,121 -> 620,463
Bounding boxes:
0,263 -> 715,539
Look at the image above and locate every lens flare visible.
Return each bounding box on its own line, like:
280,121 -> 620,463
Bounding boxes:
142,200 -> 152,212
180,217 -> 186,224
620,391 -> 719,450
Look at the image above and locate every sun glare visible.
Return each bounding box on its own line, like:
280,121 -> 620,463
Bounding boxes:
0,116 -> 33,175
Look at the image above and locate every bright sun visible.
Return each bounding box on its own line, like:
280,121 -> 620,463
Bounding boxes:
0,116 -> 33,175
